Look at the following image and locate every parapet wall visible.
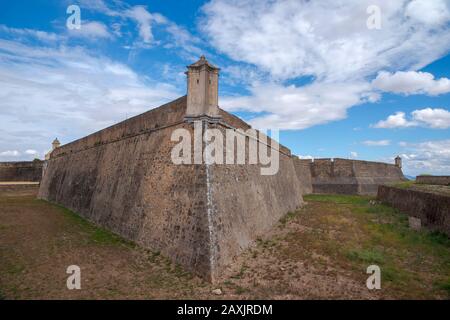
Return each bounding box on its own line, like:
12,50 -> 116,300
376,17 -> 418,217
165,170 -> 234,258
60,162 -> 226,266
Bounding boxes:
416,175 -> 450,186
0,160 -> 43,182
50,96 -> 188,159
295,158 -> 405,195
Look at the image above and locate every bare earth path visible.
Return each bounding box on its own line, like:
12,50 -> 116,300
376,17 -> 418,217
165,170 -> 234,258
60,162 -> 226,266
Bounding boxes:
0,186 -> 448,299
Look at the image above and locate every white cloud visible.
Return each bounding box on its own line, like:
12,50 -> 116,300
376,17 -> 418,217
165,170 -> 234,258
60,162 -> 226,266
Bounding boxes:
201,0 -> 450,82
0,37 -> 181,158
350,151 -> 358,158
0,150 -> 20,157
79,1 -> 201,55
372,112 -> 415,128
0,24 -> 60,42
411,108 -> 450,129
163,23 -> 203,58
372,71 -> 450,96
399,139 -> 450,175
362,140 -> 391,146
201,0 -> 450,129
373,108 -> 450,129
221,81 -> 375,130
68,21 -> 112,39
25,149 -> 38,155
297,155 -> 314,160
77,0 -> 157,41
405,0 -> 450,26
124,5 -> 163,44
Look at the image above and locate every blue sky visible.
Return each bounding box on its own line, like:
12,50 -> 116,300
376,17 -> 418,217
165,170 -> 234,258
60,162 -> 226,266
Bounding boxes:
0,0 -> 449,176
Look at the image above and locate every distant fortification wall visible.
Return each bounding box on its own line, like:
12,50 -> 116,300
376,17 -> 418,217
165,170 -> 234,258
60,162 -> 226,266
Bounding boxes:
39,96 -> 304,281
0,160 -> 43,182
295,158 -> 405,195
416,175 -> 450,186
293,158 -> 313,195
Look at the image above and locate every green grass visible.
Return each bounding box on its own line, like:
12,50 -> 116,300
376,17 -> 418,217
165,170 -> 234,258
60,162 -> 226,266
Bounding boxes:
346,248 -> 385,264
38,200 -> 134,247
300,194 -> 450,297
436,279 -> 450,295
304,194 -> 372,206
5,263 -> 25,275
279,211 -> 299,226
391,180 -> 416,189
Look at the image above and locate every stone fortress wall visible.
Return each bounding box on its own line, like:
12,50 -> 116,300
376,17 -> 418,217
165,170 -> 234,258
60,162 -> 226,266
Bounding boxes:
0,160 -> 43,182
294,157 -> 406,195
39,96 -> 303,281
416,175 -> 450,186
37,56 -> 405,281
39,97 -> 216,279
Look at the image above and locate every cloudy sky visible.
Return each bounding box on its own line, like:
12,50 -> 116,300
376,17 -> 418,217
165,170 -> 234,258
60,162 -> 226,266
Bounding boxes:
0,0 -> 449,176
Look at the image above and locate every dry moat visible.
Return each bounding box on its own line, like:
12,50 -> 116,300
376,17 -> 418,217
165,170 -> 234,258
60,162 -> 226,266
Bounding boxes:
1,185 -> 448,300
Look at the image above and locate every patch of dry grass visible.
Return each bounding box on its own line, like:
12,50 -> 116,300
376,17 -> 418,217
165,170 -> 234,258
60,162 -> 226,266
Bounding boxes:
1,187 -> 448,299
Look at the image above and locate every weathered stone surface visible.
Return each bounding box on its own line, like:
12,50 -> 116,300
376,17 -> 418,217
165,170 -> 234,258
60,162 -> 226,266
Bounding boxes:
206,124 -> 303,280
378,185 -> 450,237
297,158 -> 406,195
416,175 -> 450,186
293,158 -> 313,195
38,96 -> 305,281
0,160 -> 43,182
408,216 -> 422,231
39,56 -> 408,281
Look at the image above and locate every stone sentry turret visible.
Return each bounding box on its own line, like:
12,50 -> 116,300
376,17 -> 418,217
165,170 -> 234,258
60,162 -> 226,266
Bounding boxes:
45,138 -> 61,160
52,138 -> 61,150
185,55 -> 221,121
395,155 -> 402,168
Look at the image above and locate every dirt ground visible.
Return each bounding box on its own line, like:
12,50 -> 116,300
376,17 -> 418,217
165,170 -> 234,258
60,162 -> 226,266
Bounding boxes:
0,186 -> 448,300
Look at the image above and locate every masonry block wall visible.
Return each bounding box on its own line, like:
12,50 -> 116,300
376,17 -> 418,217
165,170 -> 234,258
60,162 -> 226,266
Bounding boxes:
0,160 -> 43,182
378,185 -> 450,237
416,175 -> 450,186
206,116 -> 303,280
294,158 -> 406,195
38,96 -> 305,282
293,158 -> 313,195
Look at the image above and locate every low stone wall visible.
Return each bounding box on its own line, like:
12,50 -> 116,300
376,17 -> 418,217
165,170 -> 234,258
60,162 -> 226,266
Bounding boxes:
377,185 -> 450,237
0,161 -> 43,182
416,175 -> 450,186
